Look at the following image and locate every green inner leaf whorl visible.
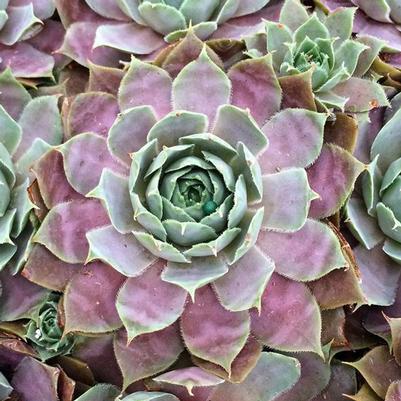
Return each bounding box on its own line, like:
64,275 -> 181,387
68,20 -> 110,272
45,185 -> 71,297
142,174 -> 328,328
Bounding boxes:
283,36 -> 333,89
25,293 -> 76,361
129,133 -> 263,263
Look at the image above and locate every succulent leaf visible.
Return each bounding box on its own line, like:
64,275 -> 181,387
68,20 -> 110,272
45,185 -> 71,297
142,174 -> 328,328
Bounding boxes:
116,260 -> 187,340
114,324 -> 184,390
251,273 -> 323,356
346,346 -> 401,398
210,352 -> 301,401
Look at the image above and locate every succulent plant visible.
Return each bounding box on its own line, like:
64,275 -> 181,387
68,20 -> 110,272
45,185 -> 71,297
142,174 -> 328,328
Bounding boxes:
0,308 -> 79,401
0,1 -> 66,79
55,0 -> 275,67
246,0 -> 389,111
25,292 -> 76,361
19,31 -> 368,393
0,69 -> 62,274
346,92 -> 401,307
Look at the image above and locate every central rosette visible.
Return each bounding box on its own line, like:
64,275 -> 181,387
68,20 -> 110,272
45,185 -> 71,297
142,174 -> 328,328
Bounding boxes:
129,132 -> 263,262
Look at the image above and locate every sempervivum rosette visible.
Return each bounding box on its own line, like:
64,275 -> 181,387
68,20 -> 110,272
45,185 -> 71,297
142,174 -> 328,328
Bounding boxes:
24,33 -> 366,397
0,313 -> 77,401
346,92 -> 401,307
0,69 -> 62,275
0,1 -> 66,79
55,0 -> 275,67
25,292 -> 76,361
0,70 -> 67,396
246,0 -> 389,112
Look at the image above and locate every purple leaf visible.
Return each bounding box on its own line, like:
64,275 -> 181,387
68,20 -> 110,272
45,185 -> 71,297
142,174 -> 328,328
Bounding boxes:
117,260 -> 187,339
308,264 -> 366,309
88,62 -> 123,96
64,261 -> 124,333
0,42 -> 54,79
114,325 -> 184,390
354,245 -> 401,306
54,0 -> 105,26
228,55 -> 281,126
0,333 -> 37,371
251,273 -> 322,355
61,133 -> 127,195
67,92 -> 119,137
22,244 -> 83,292
33,149 -> 84,209
160,29 -> 222,79
213,246 -> 274,312
119,57 -> 172,118
60,21 -> 128,67
354,9 -> 401,52
11,357 -> 61,401
73,334 -> 122,386
257,219 -> 346,281
308,144 -> 365,219
27,20 -> 67,69
93,22 -> 164,54
259,109 -> 326,174
332,77 -> 389,112
310,363 -> 356,401
181,285 -> 250,373
0,270 -> 48,321
34,199 -> 110,264
108,106 -> 157,164
172,47 -> 230,127
347,346 -> 401,398
274,352 -> 330,401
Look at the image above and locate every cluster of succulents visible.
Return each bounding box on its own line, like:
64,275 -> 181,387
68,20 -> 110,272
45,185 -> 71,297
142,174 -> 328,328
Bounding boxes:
0,0 -> 401,400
